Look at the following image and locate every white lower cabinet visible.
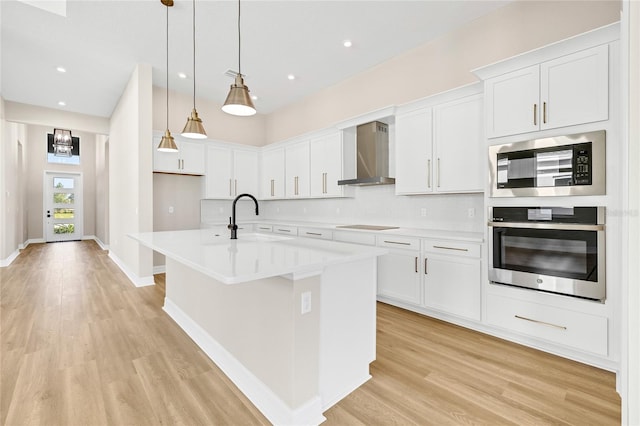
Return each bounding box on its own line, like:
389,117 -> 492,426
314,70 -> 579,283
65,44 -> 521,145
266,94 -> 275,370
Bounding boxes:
376,236 -> 482,321
485,293 -> 608,356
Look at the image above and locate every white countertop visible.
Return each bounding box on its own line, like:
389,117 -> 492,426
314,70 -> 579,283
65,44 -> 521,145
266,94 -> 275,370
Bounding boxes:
130,228 -> 386,285
202,219 -> 484,243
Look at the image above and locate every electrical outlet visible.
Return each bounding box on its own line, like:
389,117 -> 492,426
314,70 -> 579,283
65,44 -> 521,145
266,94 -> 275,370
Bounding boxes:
468,208 -> 475,218
301,292 -> 311,314
420,208 -> 427,217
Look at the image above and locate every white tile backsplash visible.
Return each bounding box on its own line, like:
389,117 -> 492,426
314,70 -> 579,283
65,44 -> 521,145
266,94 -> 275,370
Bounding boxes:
202,186 -> 484,232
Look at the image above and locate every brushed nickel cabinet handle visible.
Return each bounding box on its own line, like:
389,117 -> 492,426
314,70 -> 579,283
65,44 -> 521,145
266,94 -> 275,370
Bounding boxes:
178,159 -> 181,170
515,315 -> 567,330
533,104 -> 538,126
271,179 -> 274,197
437,158 -> 441,188
543,101 -> 547,124
306,232 -> 322,236
278,229 -> 291,233
427,159 -> 431,188
383,240 -> 411,246
414,257 -> 418,273
432,245 -> 469,252
424,258 -> 428,275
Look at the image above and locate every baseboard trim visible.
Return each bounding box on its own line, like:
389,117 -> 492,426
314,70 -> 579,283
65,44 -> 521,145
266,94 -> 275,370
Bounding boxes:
91,236 -> 109,251
163,298 -> 326,426
0,250 -> 20,267
108,251 -> 155,287
153,265 -> 166,275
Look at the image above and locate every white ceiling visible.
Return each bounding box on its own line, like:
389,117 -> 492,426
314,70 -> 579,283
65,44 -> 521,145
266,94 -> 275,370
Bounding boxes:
1,0 -> 512,118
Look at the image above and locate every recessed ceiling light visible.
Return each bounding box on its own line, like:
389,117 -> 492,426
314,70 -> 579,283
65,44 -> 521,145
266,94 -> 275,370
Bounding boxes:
287,74 -> 296,80
58,101 -> 66,106
56,66 -> 66,73
343,40 -> 352,48
178,72 -> 188,79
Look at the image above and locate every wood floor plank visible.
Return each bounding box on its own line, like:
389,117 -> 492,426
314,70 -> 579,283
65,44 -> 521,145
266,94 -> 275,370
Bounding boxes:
0,241 -> 621,425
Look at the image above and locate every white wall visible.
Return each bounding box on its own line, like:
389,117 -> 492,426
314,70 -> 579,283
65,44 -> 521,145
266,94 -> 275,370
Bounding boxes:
108,64 -> 154,284
265,0 -> 621,144
4,101 -> 109,135
24,125 -> 97,240
95,134 -> 109,247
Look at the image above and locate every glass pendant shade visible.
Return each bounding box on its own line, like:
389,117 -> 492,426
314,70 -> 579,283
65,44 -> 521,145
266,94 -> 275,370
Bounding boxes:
53,128 -> 73,157
181,108 -> 207,139
222,74 -> 256,116
158,129 -> 178,152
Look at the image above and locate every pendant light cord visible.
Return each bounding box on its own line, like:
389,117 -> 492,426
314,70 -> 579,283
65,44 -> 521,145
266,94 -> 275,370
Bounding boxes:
166,3 -> 170,130
237,0 -> 241,77
192,0 -> 196,109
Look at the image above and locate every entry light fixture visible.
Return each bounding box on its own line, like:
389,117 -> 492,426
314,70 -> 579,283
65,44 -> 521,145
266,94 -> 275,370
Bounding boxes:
158,0 -> 178,152
222,0 -> 256,117
181,0 -> 207,139
53,128 -> 73,157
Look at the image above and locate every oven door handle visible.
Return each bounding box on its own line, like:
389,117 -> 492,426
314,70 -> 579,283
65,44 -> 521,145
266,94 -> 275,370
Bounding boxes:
488,221 -> 605,231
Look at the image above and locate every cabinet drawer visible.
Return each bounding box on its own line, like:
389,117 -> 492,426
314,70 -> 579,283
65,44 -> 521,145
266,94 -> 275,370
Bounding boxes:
299,227 -> 333,240
377,236 -> 420,251
255,224 -> 273,233
273,225 -> 298,236
422,239 -> 481,258
333,231 -> 376,246
485,293 -> 608,356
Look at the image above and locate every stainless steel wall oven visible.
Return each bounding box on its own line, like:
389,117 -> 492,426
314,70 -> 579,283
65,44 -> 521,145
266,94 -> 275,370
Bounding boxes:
489,206 -> 605,301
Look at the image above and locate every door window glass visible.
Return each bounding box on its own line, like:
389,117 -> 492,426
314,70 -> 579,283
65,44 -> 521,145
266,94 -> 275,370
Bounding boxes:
53,177 -> 74,189
54,224 -> 75,234
54,208 -> 74,219
53,193 -> 74,204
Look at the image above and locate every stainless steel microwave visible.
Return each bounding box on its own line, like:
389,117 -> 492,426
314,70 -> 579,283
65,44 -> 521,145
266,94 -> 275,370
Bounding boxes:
489,130 -> 605,197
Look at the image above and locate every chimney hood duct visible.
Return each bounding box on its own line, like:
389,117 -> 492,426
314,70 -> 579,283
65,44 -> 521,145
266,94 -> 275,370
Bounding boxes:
338,121 -> 395,186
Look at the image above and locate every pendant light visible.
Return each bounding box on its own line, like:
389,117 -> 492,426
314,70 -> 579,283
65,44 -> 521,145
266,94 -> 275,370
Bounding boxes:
222,0 -> 256,117
181,0 -> 207,138
158,0 -> 178,152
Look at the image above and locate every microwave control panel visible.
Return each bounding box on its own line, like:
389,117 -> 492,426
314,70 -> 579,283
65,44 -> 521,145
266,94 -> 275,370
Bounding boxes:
573,143 -> 592,185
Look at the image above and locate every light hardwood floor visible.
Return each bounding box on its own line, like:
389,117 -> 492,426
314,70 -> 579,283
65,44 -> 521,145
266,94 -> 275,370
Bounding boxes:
1,240 -> 620,425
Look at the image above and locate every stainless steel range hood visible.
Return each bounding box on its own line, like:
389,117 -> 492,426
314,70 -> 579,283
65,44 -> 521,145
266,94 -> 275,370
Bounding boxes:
338,121 -> 395,186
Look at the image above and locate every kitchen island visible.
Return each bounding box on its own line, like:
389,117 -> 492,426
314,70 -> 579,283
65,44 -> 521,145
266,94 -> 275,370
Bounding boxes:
129,228 -> 386,426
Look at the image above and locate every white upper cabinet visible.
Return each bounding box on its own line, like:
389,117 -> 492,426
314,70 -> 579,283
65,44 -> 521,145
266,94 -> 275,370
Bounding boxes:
485,44 -> 609,138
260,148 -> 285,199
205,145 -> 259,199
395,108 -> 433,194
285,141 -> 310,198
153,137 -> 206,175
233,150 -> 259,196
205,145 -> 233,198
433,94 -> 483,193
395,88 -> 483,195
309,131 -> 343,197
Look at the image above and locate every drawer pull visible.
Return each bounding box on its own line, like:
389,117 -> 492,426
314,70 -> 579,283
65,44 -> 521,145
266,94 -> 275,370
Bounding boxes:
432,245 -> 469,252
515,315 -> 567,330
384,240 -> 411,246
258,227 -> 270,230
278,229 -> 291,233
306,232 -> 322,236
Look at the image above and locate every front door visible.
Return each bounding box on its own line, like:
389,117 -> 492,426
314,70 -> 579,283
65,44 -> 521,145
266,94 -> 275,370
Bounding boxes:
44,172 -> 83,242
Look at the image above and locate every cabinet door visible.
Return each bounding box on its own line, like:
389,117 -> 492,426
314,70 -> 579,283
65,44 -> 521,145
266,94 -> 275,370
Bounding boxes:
310,132 -> 343,197
423,254 -> 481,321
377,250 -> 422,305
205,145 -> 233,198
433,94 -> 483,193
153,137 -> 180,173
233,150 -> 259,197
285,141 -> 310,198
395,108 -> 433,194
485,65 -> 539,138
260,148 -> 285,199
180,141 -> 206,175
540,44 -> 608,130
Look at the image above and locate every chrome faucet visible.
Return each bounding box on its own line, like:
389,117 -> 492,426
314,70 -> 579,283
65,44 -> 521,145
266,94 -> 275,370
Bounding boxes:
228,193 -> 259,239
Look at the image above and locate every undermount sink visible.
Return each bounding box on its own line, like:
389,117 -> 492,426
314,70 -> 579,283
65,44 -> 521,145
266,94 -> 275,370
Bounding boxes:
336,225 -> 400,231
